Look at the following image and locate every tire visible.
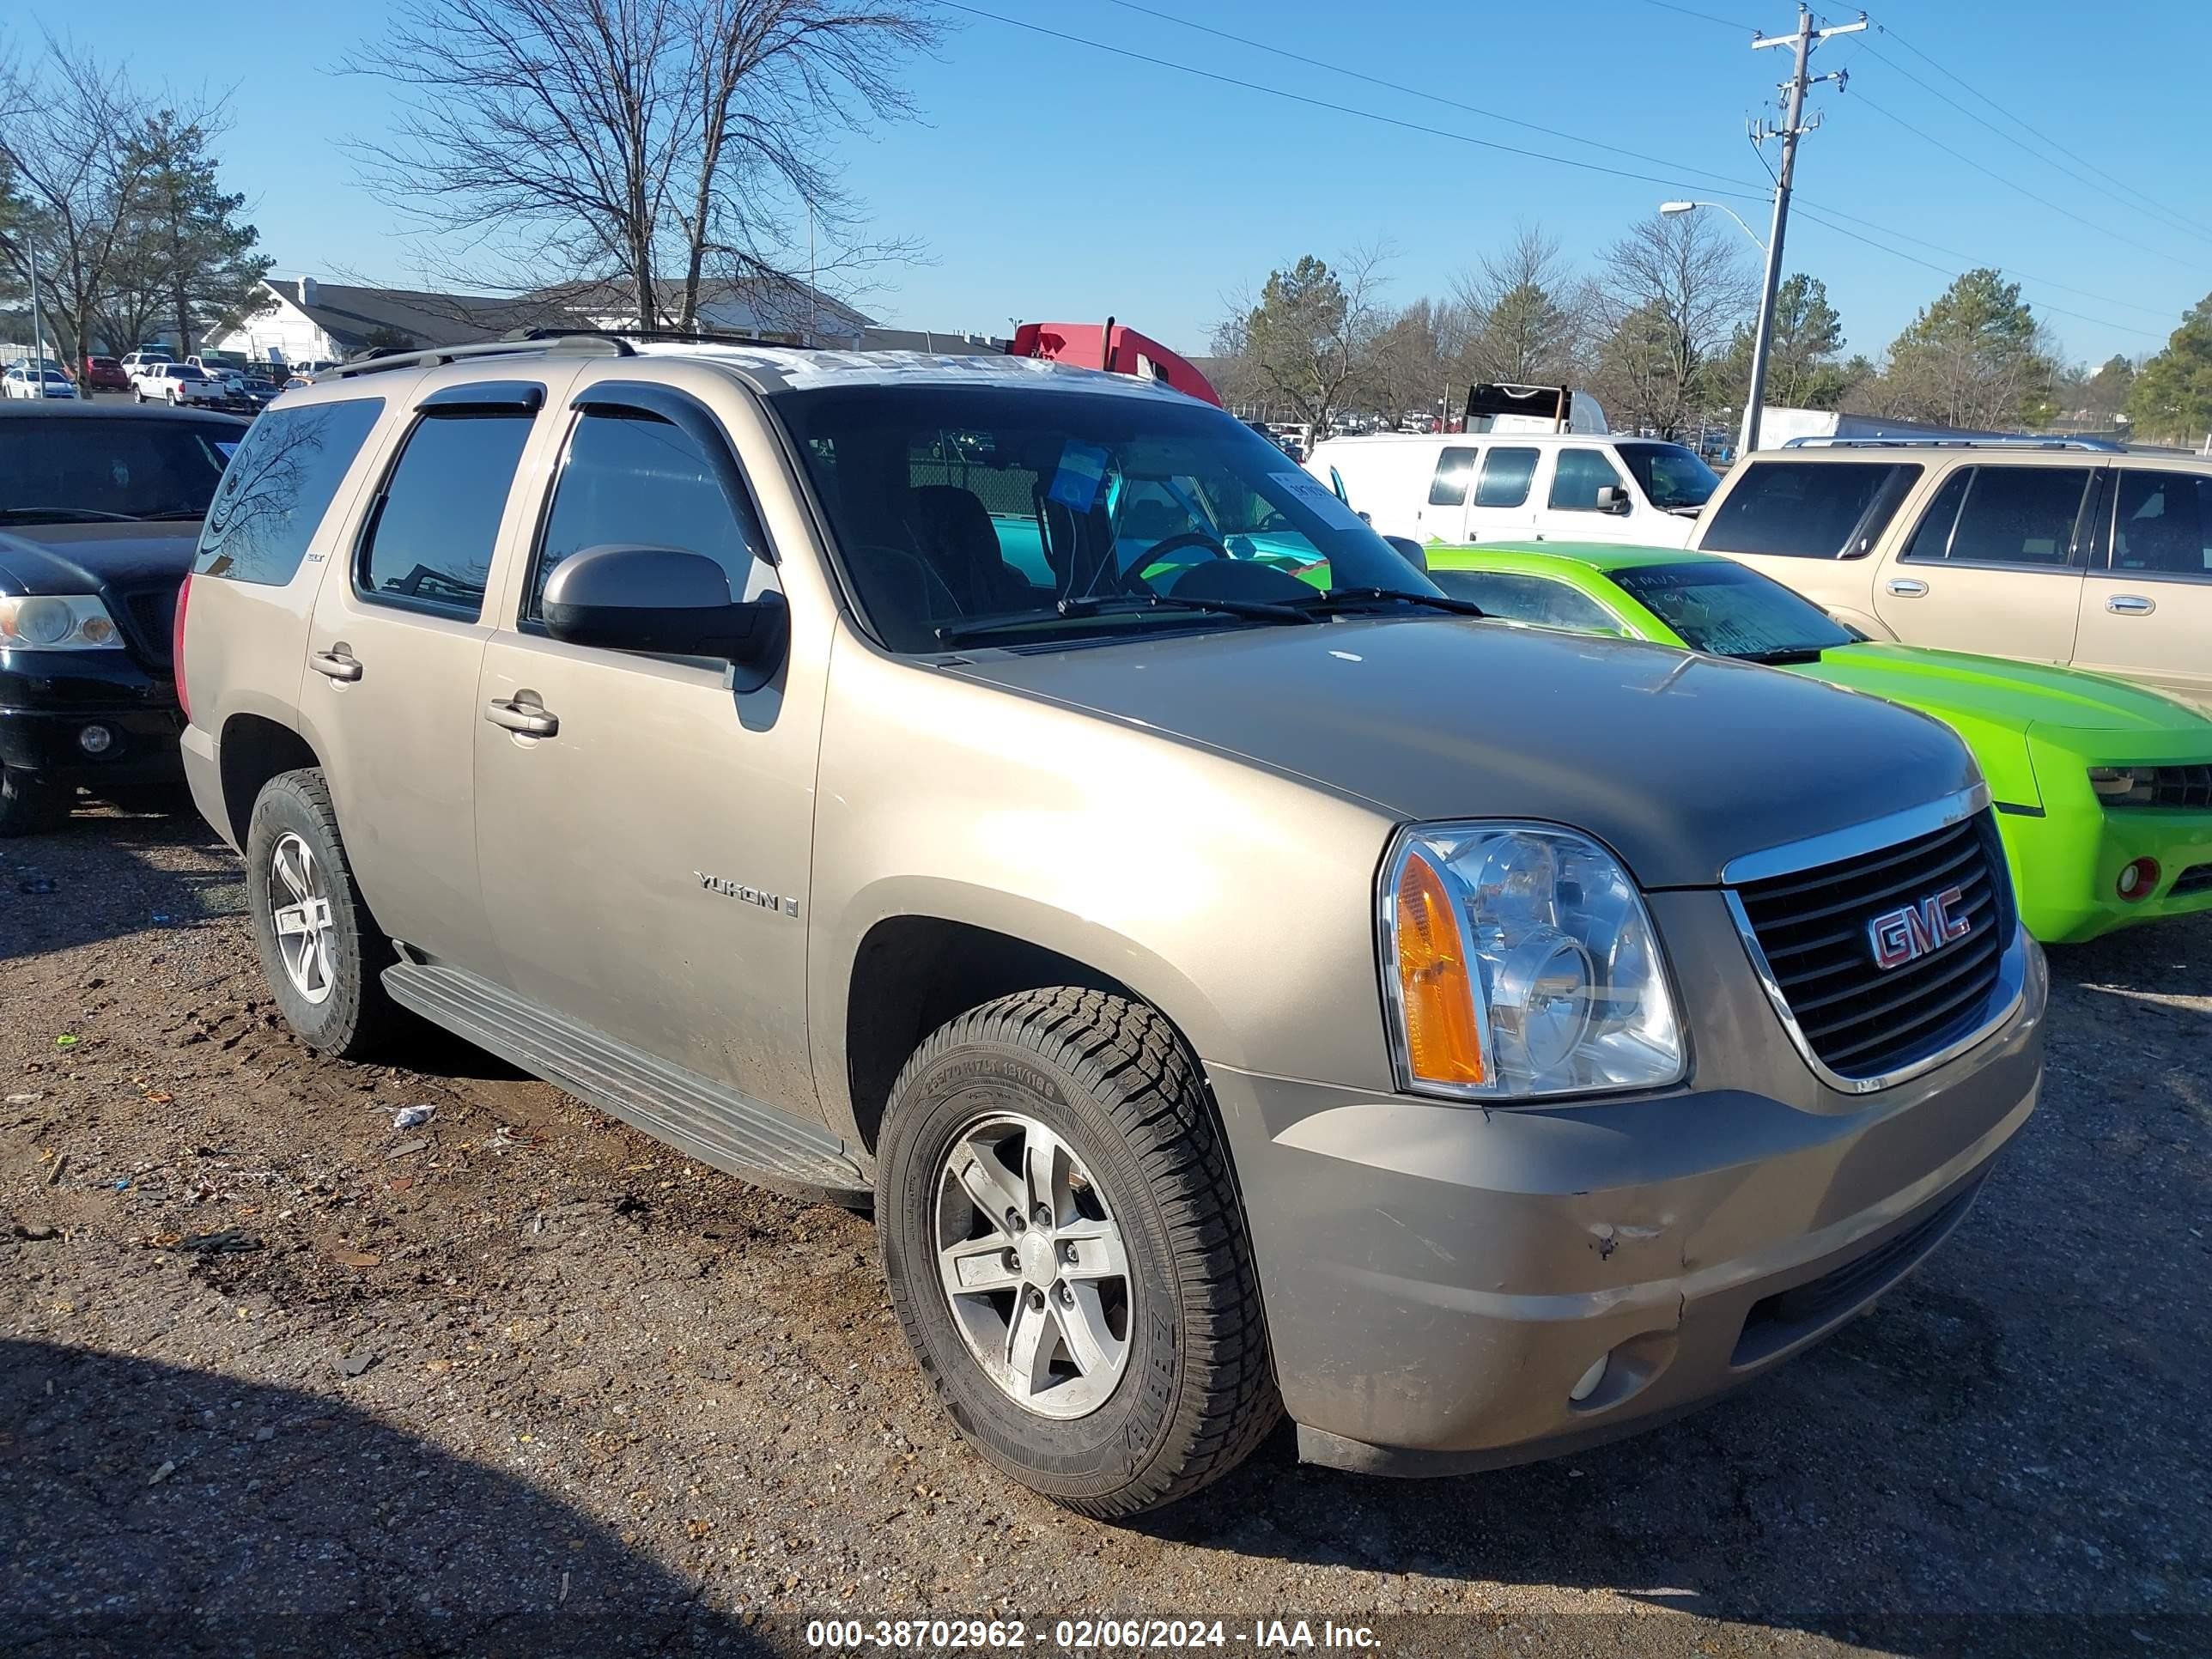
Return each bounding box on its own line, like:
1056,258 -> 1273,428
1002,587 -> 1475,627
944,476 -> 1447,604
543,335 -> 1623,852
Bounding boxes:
243,769 -> 404,1059
134,386 -> 146,403
0,765 -> 69,837
878,988 -> 1280,1517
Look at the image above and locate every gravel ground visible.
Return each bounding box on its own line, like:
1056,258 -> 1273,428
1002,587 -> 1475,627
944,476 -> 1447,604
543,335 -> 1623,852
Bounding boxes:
3,808 -> 2208,1658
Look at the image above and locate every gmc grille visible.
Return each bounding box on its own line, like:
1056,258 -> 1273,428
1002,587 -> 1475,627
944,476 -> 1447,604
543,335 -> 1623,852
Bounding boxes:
1732,811 -> 2015,1083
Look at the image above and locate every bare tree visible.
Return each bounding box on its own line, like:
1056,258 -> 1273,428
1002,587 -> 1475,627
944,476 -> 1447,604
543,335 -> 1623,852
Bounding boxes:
1592,211 -> 1756,437
345,0 -> 936,333
0,34 -> 171,363
1450,222 -> 1590,388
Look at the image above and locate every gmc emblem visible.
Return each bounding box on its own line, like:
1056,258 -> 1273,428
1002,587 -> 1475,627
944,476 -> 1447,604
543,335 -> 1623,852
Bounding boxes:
1868,886 -> 1973,971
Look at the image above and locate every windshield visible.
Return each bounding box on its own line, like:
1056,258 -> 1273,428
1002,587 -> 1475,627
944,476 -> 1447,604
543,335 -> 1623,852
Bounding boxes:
0,415 -> 236,523
1613,441 -> 1720,512
776,382 -> 1447,650
1610,558 -> 1856,659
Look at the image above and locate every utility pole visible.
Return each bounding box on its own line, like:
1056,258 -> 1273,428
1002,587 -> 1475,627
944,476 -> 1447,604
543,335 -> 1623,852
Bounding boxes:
1741,5 -> 1863,456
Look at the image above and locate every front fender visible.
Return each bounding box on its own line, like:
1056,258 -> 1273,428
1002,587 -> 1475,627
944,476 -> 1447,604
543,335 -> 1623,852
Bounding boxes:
806,636 -> 1403,1140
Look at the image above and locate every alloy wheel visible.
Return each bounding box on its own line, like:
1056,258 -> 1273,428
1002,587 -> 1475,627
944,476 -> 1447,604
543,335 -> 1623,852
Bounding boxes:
269,830 -> 337,1005
932,1112 -> 1133,1419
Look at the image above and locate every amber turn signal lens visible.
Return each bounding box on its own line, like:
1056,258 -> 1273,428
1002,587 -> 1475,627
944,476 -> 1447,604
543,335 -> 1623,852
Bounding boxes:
1395,852 -> 1486,1086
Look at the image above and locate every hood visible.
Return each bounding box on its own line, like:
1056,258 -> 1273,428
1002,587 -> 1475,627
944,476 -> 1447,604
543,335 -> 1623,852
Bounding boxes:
1806,643 -> 2210,739
943,617 -> 1979,888
0,520 -> 202,596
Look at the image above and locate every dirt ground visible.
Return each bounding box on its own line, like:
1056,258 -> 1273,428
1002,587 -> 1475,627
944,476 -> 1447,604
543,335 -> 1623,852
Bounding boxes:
3,808 -> 2208,1659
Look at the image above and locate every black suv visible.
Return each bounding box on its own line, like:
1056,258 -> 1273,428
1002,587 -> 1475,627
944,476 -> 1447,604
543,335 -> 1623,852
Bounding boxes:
0,402 -> 248,833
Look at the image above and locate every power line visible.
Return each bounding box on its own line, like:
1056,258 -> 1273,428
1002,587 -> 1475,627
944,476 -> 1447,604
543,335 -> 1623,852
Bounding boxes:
1846,91 -> 2203,272
1790,204 -> 2170,342
936,3 -> 1776,206
1873,22 -> 2212,246
1852,40 -> 2212,252
1633,0 -> 1758,32
1095,0 -> 1767,196
942,2 -> 2178,345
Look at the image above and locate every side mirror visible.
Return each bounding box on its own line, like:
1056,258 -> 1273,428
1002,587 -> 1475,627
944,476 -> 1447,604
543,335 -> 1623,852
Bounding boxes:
1382,534 -> 1429,574
1594,484 -> 1632,515
542,544 -> 787,692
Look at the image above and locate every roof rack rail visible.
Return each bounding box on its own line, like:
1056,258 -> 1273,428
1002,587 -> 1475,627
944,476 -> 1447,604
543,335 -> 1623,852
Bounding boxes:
316,325 -> 812,383
1780,434 -> 2127,453
515,325 -> 803,351
319,332 -> 635,381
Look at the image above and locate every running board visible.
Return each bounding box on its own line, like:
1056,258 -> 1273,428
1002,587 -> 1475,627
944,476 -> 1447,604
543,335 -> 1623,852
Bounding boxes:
382,961 -> 868,1200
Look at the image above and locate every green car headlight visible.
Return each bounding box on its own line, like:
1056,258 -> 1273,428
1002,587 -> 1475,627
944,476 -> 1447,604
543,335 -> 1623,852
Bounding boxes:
2087,766 -> 2158,806
1381,822 -> 1686,1101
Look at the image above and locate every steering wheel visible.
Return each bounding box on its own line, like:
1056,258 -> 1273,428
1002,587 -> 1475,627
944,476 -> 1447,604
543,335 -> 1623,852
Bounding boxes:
1134,531 -> 1232,583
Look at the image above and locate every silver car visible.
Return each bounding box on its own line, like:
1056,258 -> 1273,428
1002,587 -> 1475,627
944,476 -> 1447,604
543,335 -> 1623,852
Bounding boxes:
173,337 -> 2045,1516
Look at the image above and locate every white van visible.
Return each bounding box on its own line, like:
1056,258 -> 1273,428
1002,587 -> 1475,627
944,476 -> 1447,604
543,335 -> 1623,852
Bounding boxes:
1309,430 -> 1723,549
1307,385 -> 1721,549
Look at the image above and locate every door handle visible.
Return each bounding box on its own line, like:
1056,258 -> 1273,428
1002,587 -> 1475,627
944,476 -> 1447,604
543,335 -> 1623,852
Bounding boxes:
308,648 -> 362,682
484,698 -> 558,738
1886,578 -> 1929,598
2106,593 -> 2156,616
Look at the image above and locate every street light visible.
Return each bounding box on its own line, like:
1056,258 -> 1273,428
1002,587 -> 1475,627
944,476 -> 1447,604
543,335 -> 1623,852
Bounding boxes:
1662,198 -> 1781,459
1659,200 -> 1767,252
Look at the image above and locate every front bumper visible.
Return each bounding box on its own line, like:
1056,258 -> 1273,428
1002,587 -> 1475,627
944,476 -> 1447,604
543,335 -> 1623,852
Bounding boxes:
1207,889 -> 2047,1470
0,652 -> 184,784
2003,803 -> 2212,943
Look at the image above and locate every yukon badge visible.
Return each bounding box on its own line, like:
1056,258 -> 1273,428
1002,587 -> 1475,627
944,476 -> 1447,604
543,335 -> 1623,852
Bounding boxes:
1868,886 -> 1972,971
695,872 -> 799,918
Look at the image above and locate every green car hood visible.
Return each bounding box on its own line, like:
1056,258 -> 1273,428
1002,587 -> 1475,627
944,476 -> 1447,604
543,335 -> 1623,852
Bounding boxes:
1793,643 -> 2207,743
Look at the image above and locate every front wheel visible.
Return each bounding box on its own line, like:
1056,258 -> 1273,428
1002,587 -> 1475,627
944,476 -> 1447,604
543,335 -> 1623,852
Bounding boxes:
878,988 -> 1279,1517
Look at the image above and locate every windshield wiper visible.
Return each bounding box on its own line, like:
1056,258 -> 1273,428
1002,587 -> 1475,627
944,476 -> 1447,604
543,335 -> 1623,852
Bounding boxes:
936,592 -> 1321,646
1734,647 -> 1826,665
1287,586 -> 1486,618
134,507 -> 210,520
0,507 -> 143,524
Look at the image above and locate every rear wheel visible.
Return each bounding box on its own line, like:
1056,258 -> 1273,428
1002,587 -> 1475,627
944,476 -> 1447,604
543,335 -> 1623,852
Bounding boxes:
878,988 -> 1280,1517
0,765 -> 69,837
244,769 -> 404,1058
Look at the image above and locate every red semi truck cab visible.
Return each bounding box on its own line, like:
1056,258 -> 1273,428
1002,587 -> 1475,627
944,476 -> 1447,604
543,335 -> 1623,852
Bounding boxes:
1008,320 -> 1220,406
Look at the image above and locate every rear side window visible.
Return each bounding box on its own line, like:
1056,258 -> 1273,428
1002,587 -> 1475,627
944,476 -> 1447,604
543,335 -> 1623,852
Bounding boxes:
1698,460 -> 1923,559
194,399 -> 384,585
1427,447 -> 1479,507
1905,465 -> 2091,568
1474,447 -> 1538,507
1428,568 -> 1628,635
526,409 -> 772,619
2112,470 -> 2212,579
1548,448 -> 1625,511
358,412 -> 534,619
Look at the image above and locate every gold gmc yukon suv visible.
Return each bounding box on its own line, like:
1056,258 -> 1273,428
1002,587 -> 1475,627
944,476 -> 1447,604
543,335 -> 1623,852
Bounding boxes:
175,336 -> 2046,1516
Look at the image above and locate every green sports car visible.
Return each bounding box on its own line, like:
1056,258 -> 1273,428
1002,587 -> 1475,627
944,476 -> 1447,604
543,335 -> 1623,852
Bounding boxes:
1418,541 -> 2212,945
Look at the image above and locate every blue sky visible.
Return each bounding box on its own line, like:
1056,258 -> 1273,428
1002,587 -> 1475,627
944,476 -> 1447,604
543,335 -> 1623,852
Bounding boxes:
21,0 -> 2211,366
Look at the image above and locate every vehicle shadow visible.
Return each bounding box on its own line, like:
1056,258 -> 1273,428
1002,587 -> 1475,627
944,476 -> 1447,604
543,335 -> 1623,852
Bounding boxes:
2,807 -> 243,963
0,1337 -> 770,1656
2046,909 -> 2212,1006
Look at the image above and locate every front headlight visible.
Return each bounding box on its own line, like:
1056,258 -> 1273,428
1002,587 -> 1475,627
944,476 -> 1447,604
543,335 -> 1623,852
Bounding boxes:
0,594 -> 123,651
1380,822 -> 1686,1101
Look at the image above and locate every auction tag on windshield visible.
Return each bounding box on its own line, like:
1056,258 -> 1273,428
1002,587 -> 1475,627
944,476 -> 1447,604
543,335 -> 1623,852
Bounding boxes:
1273,470 -> 1365,532
1046,442 -> 1109,513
